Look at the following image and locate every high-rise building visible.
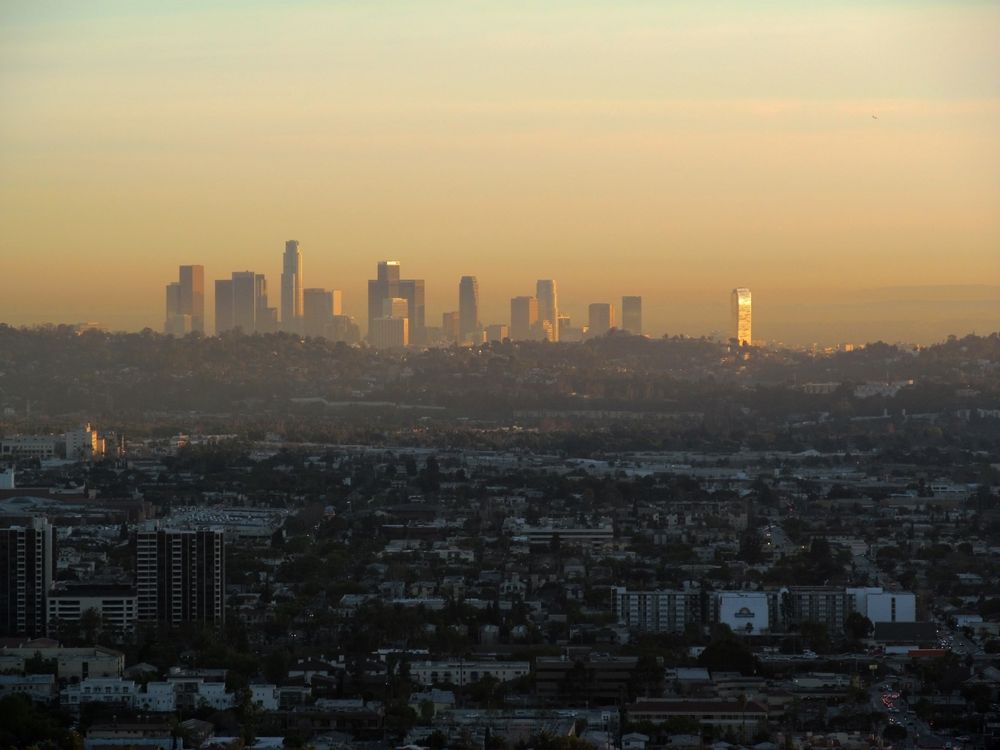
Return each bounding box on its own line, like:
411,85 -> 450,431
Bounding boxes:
281,240 -> 303,331
588,303 -> 615,337
398,279 -> 425,346
231,271 -> 257,333
368,261 -> 401,339
179,265 -> 205,334
0,518 -> 55,637
731,287 -> 752,345
164,283 -> 189,336
536,280 -> 559,342
370,317 -> 409,349
136,527 -> 225,626
164,265 -> 204,335
510,296 -> 538,341
485,324 -> 508,342
622,296 -> 642,335
458,276 -> 480,342
303,288 -> 343,338
382,297 -> 409,319
214,279 -> 234,334
366,261 -> 424,346
441,312 -> 460,342
254,274 -> 278,333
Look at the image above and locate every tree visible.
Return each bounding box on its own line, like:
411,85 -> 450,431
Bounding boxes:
844,612 -> 874,641
698,632 -> 756,675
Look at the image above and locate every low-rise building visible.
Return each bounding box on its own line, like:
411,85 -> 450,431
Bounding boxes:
0,645 -> 124,680
409,660 -> 530,687
0,673 -> 57,702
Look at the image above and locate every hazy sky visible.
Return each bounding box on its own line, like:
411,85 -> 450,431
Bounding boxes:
1,1 -> 998,343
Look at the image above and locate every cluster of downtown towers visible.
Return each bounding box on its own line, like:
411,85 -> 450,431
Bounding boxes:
165,241 -> 753,347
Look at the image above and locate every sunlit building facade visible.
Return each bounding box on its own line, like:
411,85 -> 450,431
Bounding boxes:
536,280 -> 559,342
731,287 -> 752,345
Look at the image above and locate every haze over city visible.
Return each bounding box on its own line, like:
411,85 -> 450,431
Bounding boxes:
2,1 -> 999,345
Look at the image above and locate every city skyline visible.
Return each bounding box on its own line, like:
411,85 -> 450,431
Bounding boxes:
1,2 -> 997,345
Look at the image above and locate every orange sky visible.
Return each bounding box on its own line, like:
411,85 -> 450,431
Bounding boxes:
1,2 -> 998,344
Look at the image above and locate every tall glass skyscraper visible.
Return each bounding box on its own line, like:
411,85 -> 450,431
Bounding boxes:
536,279 -> 559,342
281,240 -> 303,330
731,287 -> 752,345
458,276 -> 480,342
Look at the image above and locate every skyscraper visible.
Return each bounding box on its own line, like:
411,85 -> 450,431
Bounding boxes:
136,527 -> 225,626
731,287 -> 752,345
0,518 -> 54,637
441,311 -> 460,342
398,278 -> 426,346
165,282 -> 188,336
164,265 -> 204,335
303,288 -> 342,338
214,279 -> 234,334
485,323 -> 508,342
179,265 -> 205,333
588,302 -> 615,337
368,261 -> 401,337
510,296 -> 538,341
370,317 -> 409,349
255,273 -> 278,333
231,271 -> 257,333
458,276 -> 480,342
622,296 -> 642,335
536,280 -> 559,342
281,240 -> 303,331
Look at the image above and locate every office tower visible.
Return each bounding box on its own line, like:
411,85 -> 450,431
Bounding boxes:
370,318 -> 409,349
367,261 -> 401,338
588,303 -> 615,337
536,280 -> 559,342
281,240 -> 303,331
622,296 -> 642,335
214,279 -> 234,334
398,278 -> 426,345
485,324 -> 508,342
254,274 -> 279,333
231,272 -> 257,333
328,315 -> 361,344
510,296 -> 538,341
441,312 -> 460,342
136,527 -> 225,626
0,518 -> 55,637
179,265 -> 205,333
164,265 -> 204,335
164,282 -> 190,336
303,288 -> 342,338
458,276 -> 480,342
731,287 -> 752,345
382,297 -> 409,319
